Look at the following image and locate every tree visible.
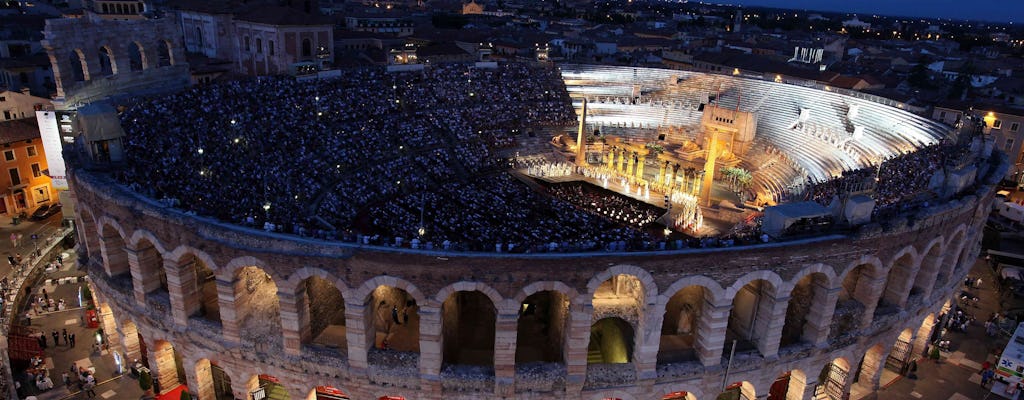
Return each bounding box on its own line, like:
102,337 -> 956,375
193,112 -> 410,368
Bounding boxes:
139,370 -> 153,392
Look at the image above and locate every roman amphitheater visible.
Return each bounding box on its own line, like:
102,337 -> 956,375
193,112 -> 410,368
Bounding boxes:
71,63 -> 1007,400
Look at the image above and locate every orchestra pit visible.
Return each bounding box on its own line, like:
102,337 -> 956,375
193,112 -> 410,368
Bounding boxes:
70,62 -> 1009,400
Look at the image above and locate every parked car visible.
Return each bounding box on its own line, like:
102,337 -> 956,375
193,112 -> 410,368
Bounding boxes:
30,203 -> 62,220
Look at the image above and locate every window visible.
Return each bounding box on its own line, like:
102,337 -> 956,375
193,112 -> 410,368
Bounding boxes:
302,38 -> 312,57
30,163 -> 41,178
8,168 -> 19,186
939,111 -> 946,119
26,146 -> 36,157
994,120 -> 1002,129
33,185 -> 49,203
244,37 -> 250,51
1012,122 -> 1020,132
269,40 -> 275,56
2,110 -> 9,120
3,150 -> 14,162
256,38 -> 263,54
1006,139 -> 1015,152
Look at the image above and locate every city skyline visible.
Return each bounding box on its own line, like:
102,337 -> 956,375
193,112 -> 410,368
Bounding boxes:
718,0 -> 1021,23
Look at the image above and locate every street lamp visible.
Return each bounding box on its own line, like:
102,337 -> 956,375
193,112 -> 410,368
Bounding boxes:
263,202 -> 271,224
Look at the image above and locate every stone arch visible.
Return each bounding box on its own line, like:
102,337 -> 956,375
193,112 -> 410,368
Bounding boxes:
158,39 -> 173,67
441,289 -> 497,368
118,318 -> 144,365
219,255 -> 281,282
97,216 -> 130,277
151,340 -> 187,394
939,225 -> 968,288
194,358 -> 233,400
855,343 -> 887,389
225,264 -> 283,349
354,275 -> 427,305
657,278 -> 722,365
284,269 -> 348,356
767,369 -> 806,400
164,246 -> 221,325
77,204 -> 100,262
127,232 -> 168,306
129,41 -> 147,71
515,289 -> 570,364
780,270 -> 832,348
915,237 -> 944,300
724,277 -> 781,357
718,381 -> 756,400
513,281 -> 580,305
817,358 -> 852,400
879,246 -> 919,311
833,256 -> 885,333
587,264 -> 658,306
97,45 -> 116,76
433,281 -> 504,310
68,48 -> 89,82
364,283 -> 421,354
913,313 -> 937,356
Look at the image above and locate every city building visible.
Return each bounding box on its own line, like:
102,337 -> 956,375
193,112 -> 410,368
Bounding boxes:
0,117 -> 59,217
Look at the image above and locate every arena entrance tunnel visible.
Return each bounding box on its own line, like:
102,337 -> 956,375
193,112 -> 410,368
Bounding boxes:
588,317 -> 634,364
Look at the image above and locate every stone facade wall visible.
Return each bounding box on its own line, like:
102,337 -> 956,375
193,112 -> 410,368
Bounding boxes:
73,165 -> 994,400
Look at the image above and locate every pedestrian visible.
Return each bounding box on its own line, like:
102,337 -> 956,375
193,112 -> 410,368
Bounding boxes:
52,330 -> 59,346
977,277 -> 983,288
392,306 -> 400,325
42,288 -> 48,301
7,255 -> 14,266
39,334 -> 47,348
62,371 -> 70,388
16,253 -> 22,264
83,380 -> 96,398
982,367 -> 995,387
62,328 -> 68,345
69,332 -> 76,347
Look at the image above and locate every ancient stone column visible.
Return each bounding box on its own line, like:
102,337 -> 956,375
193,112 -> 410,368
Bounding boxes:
99,235 -> 129,276
857,276 -> 887,329
126,247 -> 150,306
755,294 -> 790,358
165,257 -> 197,328
563,302 -> 593,396
344,302 -> 370,373
216,277 -> 241,343
696,297 -> 732,368
657,162 -> 666,185
418,305 -> 444,398
494,311 -> 518,397
278,289 -> 307,356
636,155 -> 645,180
607,149 -> 616,170
805,286 -> 840,346
793,375 -> 818,400
913,316 -> 936,356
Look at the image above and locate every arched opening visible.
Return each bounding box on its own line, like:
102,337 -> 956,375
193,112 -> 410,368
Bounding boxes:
305,386 -> 351,400
195,358 -> 233,400
913,314 -> 937,356
233,266 -> 282,350
195,27 -> 204,48
68,50 -> 87,82
158,40 -> 172,67
878,253 -> 916,314
99,223 -> 129,277
302,38 -> 312,57
248,375 -> 290,400
298,276 -> 346,355
129,42 -> 145,71
78,208 -> 99,263
938,231 -> 965,288
98,46 -> 115,76
717,381 -> 755,400
152,340 -> 187,394
442,290 -> 495,367
588,317 -> 633,364
365,285 -> 419,353
768,370 -> 806,400
593,274 -> 647,310
915,244 -> 942,300
855,343 -> 886,387
881,329 -> 914,385
515,290 -> 569,364
780,273 -> 829,348
131,238 -> 167,305
173,254 -> 221,326
725,279 -> 775,356
658,285 -> 708,364
832,264 -> 880,336
815,358 -> 850,400
661,391 -> 696,400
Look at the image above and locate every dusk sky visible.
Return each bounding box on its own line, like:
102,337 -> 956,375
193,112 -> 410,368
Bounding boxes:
717,0 -> 1022,23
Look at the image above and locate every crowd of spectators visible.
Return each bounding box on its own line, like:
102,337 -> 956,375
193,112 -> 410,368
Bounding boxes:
804,142 -> 971,216
546,182 -> 661,229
